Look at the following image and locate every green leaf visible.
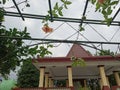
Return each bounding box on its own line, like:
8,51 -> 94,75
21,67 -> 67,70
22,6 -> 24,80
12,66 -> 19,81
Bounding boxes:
95,2 -> 101,11
106,17 -> 112,26
61,0 -> 65,2
65,1 -> 72,5
110,1 -> 119,5
34,45 -> 38,50
59,6 -> 63,10
79,26 -> 85,31
45,15 -> 50,21
3,0 -> 6,4
52,10 -> 56,16
53,13 -> 58,17
58,10 -> 63,16
91,0 -> 96,4
58,7 -> 63,16
47,44 -> 53,48
107,7 -> 112,15
72,61 -> 78,67
102,9 -> 106,15
0,8 -> 4,22
102,4 -> 108,10
64,4 -> 68,9
54,2 -> 59,10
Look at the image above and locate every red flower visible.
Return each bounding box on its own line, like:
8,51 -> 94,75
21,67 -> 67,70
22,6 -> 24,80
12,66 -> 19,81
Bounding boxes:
42,25 -> 53,33
98,0 -> 105,4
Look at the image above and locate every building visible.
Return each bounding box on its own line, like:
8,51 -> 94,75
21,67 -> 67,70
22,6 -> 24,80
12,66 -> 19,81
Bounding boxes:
33,44 -> 120,90
14,44 -> 120,90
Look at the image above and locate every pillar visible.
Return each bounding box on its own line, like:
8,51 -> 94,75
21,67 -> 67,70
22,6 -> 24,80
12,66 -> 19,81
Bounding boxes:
39,67 -> 45,87
66,79 -> 69,87
84,79 -> 87,90
99,78 -> 103,90
106,76 -> 110,87
113,71 -> 120,86
98,65 -> 110,90
45,72 -> 49,88
49,77 -> 52,87
67,66 -> 73,87
51,79 -> 54,87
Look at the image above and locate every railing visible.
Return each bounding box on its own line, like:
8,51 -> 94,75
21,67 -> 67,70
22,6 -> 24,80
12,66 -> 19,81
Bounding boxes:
13,87 -> 73,90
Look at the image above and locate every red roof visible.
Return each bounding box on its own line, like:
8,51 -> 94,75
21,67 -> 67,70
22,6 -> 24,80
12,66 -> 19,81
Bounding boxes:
33,56 -> 120,63
32,44 -> 120,63
66,44 -> 92,57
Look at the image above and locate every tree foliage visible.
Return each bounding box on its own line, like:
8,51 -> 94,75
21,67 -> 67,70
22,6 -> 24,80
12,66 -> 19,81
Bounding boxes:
0,0 -> 53,78
90,0 -> 119,26
0,27 -> 30,77
0,27 -> 52,78
96,49 -> 115,56
17,60 -> 39,87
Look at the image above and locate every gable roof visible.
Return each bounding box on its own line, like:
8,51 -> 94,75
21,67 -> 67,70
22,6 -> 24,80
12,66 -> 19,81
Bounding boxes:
66,44 -> 92,57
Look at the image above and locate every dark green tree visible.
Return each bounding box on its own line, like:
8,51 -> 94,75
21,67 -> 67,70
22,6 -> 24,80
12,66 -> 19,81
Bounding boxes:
0,27 -> 30,77
0,27 -> 52,78
0,0 -> 53,78
17,60 -> 39,87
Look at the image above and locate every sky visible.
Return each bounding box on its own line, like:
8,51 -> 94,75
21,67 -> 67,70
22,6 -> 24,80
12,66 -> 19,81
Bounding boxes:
1,0 -> 120,79
2,0 -> 120,57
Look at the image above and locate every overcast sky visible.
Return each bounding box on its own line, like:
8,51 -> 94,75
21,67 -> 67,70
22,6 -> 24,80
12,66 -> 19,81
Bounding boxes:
2,0 -> 120,57
1,0 -> 120,80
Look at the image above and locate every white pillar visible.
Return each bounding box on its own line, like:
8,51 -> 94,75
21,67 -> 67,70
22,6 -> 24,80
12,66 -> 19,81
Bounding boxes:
45,72 -> 49,88
67,66 -> 73,87
39,67 -> 45,87
98,65 -> 108,86
99,78 -> 103,90
113,71 -> 120,86
106,76 -> 110,87
49,77 -> 52,87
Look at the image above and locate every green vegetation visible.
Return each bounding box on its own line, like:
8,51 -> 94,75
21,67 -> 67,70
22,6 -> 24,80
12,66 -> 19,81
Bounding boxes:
17,60 -> 39,87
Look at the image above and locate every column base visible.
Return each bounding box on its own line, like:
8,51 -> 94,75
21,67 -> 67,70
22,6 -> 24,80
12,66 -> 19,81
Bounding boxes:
69,86 -> 74,90
111,86 -> 120,90
102,86 -> 110,90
